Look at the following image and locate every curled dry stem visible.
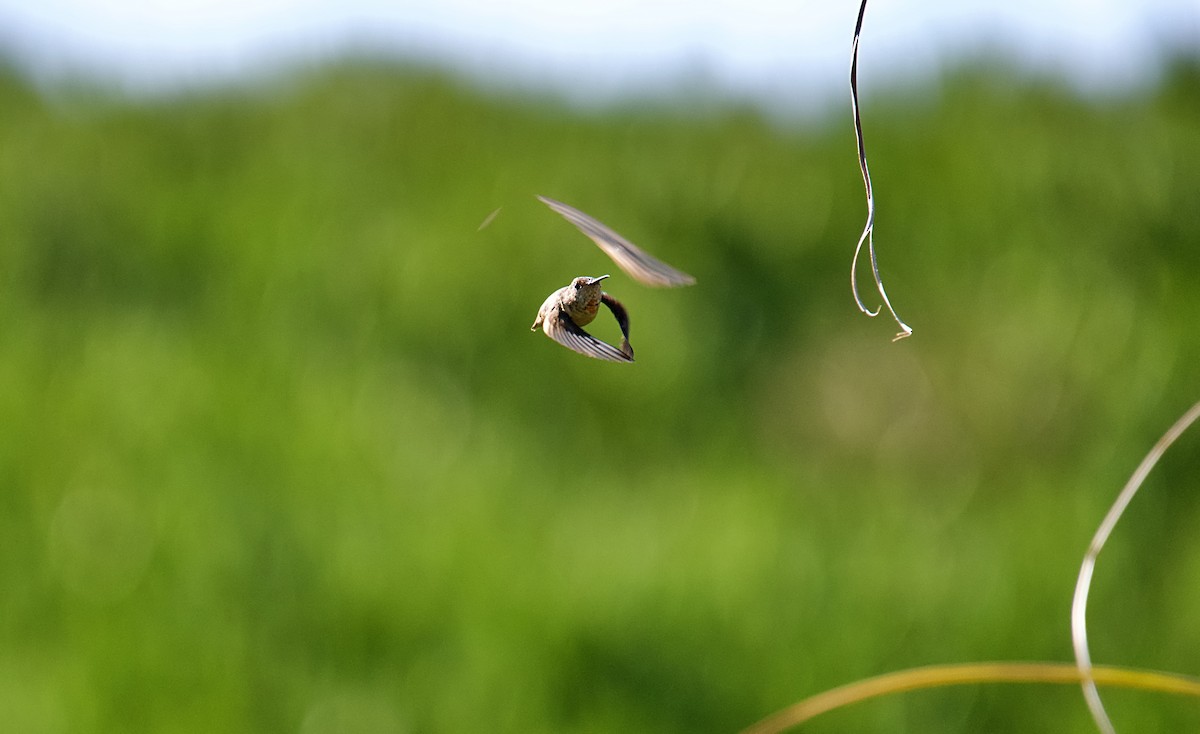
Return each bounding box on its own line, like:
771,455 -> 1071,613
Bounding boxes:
849,0 -> 912,341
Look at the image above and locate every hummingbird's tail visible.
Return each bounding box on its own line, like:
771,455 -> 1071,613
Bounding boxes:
600,293 -> 635,362
618,337 -> 634,361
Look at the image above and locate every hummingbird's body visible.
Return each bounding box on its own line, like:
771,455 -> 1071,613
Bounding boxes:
542,279 -> 603,328
532,275 -> 634,363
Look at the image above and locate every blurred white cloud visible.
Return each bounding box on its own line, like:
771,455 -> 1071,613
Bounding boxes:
0,0 -> 1195,105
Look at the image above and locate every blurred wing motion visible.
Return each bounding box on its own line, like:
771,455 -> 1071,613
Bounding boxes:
543,307 -> 634,363
537,195 -> 696,288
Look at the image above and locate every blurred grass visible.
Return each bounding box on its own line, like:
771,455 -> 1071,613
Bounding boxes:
0,52 -> 1198,733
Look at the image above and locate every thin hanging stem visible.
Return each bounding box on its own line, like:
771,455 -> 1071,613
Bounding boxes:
1071,400 -> 1200,734
849,0 -> 912,341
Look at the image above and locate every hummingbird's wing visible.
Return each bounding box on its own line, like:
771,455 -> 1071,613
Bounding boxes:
537,195 -> 696,288
601,293 -> 635,360
543,307 -> 634,363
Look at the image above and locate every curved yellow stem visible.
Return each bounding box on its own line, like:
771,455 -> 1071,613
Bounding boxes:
740,662 -> 1200,734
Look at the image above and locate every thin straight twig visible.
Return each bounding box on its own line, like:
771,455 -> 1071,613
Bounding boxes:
1071,400 -> 1200,734
477,207 -> 502,231
849,0 -> 912,341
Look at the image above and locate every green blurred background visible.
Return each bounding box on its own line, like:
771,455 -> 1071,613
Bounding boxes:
0,51 -> 1198,733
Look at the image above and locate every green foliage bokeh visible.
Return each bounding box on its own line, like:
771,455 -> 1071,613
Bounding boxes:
0,53 -> 1198,733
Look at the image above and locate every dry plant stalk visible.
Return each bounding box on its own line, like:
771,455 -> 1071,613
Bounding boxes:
741,400 -> 1200,733
849,0 -> 913,341
1071,399 -> 1200,733
739,662 -> 1200,734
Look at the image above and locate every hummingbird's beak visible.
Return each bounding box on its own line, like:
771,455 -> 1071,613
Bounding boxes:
586,275 -> 610,285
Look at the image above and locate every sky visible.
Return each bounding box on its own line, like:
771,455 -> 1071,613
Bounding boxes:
0,0 -> 1196,109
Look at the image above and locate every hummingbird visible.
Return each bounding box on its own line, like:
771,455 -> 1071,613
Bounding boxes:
531,274 -> 634,363
531,196 -> 695,362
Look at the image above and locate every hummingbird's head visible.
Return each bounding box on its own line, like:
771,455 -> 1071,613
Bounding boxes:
572,274 -> 609,290
564,275 -> 609,312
